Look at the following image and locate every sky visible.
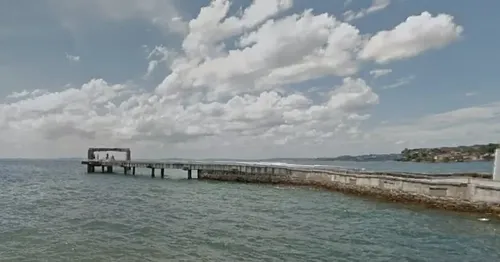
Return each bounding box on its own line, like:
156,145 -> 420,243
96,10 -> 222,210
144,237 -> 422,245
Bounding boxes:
0,0 -> 499,159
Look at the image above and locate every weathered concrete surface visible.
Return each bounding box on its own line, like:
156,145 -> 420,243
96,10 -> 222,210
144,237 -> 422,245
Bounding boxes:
198,168 -> 500,216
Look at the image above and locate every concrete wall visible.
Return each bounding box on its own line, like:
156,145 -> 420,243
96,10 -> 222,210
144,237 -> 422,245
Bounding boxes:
472,184 -> 500,203
198,167 -> 500,215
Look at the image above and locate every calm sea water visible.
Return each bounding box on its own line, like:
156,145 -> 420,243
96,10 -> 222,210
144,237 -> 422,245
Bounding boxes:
1,159 -> 500,262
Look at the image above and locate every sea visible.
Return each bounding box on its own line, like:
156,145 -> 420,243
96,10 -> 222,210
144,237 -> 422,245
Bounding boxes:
1,158 -> 499,262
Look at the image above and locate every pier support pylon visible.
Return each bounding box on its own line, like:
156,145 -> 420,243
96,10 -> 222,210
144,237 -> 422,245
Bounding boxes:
151,168 -> 155,178
161,168 -> 165,179
132,167 -> 136,175
494,148 -> 500,181
187,169 -> 192,180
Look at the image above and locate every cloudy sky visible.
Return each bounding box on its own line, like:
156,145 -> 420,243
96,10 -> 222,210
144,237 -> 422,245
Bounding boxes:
0,0 -> 498,159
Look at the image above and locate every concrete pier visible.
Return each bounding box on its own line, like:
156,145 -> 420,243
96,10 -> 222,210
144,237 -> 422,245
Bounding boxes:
81,149 -> 500,216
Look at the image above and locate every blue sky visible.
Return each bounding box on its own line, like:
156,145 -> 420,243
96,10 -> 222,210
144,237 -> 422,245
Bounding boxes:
0,0 -> 498,158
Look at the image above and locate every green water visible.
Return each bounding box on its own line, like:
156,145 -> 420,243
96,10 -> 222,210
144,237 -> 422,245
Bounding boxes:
1,159 -> 499,261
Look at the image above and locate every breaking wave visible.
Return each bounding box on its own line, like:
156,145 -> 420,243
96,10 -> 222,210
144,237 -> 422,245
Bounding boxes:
209,160 -> 365,171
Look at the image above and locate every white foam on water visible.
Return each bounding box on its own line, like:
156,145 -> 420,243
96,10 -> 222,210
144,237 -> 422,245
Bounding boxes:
210,160 -> 363,171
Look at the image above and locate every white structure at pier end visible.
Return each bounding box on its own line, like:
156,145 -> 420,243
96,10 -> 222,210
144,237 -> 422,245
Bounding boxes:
494,148 -> 500,181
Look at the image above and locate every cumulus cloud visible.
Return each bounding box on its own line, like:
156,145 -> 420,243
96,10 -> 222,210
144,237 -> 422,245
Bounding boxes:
359,12 -> 463,63
157,3 -> 364,101
0,75 -> 378,157
0,0 -> 466,158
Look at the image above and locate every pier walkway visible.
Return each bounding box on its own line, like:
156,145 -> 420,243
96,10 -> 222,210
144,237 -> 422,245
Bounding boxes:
81,158 -> 345,179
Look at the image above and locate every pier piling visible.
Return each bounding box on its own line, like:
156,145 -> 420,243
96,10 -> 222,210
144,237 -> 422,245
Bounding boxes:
161,168 -> 165,179
187,169 -> 192,180
132,167 -> 136,175
151,168 -> 155,178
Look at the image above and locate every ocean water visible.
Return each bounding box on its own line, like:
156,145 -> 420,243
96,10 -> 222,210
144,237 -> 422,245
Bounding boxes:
258,159 -> 495,174
209,159 -> 494,174
1,159 -> 500,262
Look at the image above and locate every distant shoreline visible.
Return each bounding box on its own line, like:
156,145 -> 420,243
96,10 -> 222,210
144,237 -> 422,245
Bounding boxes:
0,142 -> 498,164
265,143 -> 499,164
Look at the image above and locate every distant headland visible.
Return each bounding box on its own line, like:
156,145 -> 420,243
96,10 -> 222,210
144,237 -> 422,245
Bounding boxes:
397,143 -> 498,163
263,143 -> 499,163
264,154 -> 401,162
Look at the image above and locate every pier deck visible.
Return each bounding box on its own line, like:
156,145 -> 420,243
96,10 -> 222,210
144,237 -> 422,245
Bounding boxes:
81,158 -> 493,181
82,159 -> 202,179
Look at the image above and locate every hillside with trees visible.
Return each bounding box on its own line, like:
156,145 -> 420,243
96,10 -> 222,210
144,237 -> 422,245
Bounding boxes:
399,143 -> 499,163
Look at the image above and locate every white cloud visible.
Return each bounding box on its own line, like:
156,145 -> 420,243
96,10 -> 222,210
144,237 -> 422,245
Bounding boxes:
144,45 -> 176,78
157,2 -> 364,102
6,89 -> 48,99
0,76 -> 378,158
369,68 -> 392,78
382,75 -> 415,89
6,90 -> 30,99
368,102 -> 500,149
65,53 -> 80,62
343,0 -> 391,22
359,12 -> 463,63
181,0 -> 293,58
0,1 -> 467,158
465,92 -> 478,97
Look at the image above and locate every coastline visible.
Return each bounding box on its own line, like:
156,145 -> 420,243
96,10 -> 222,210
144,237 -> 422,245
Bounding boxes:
396,159 -> 494,163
